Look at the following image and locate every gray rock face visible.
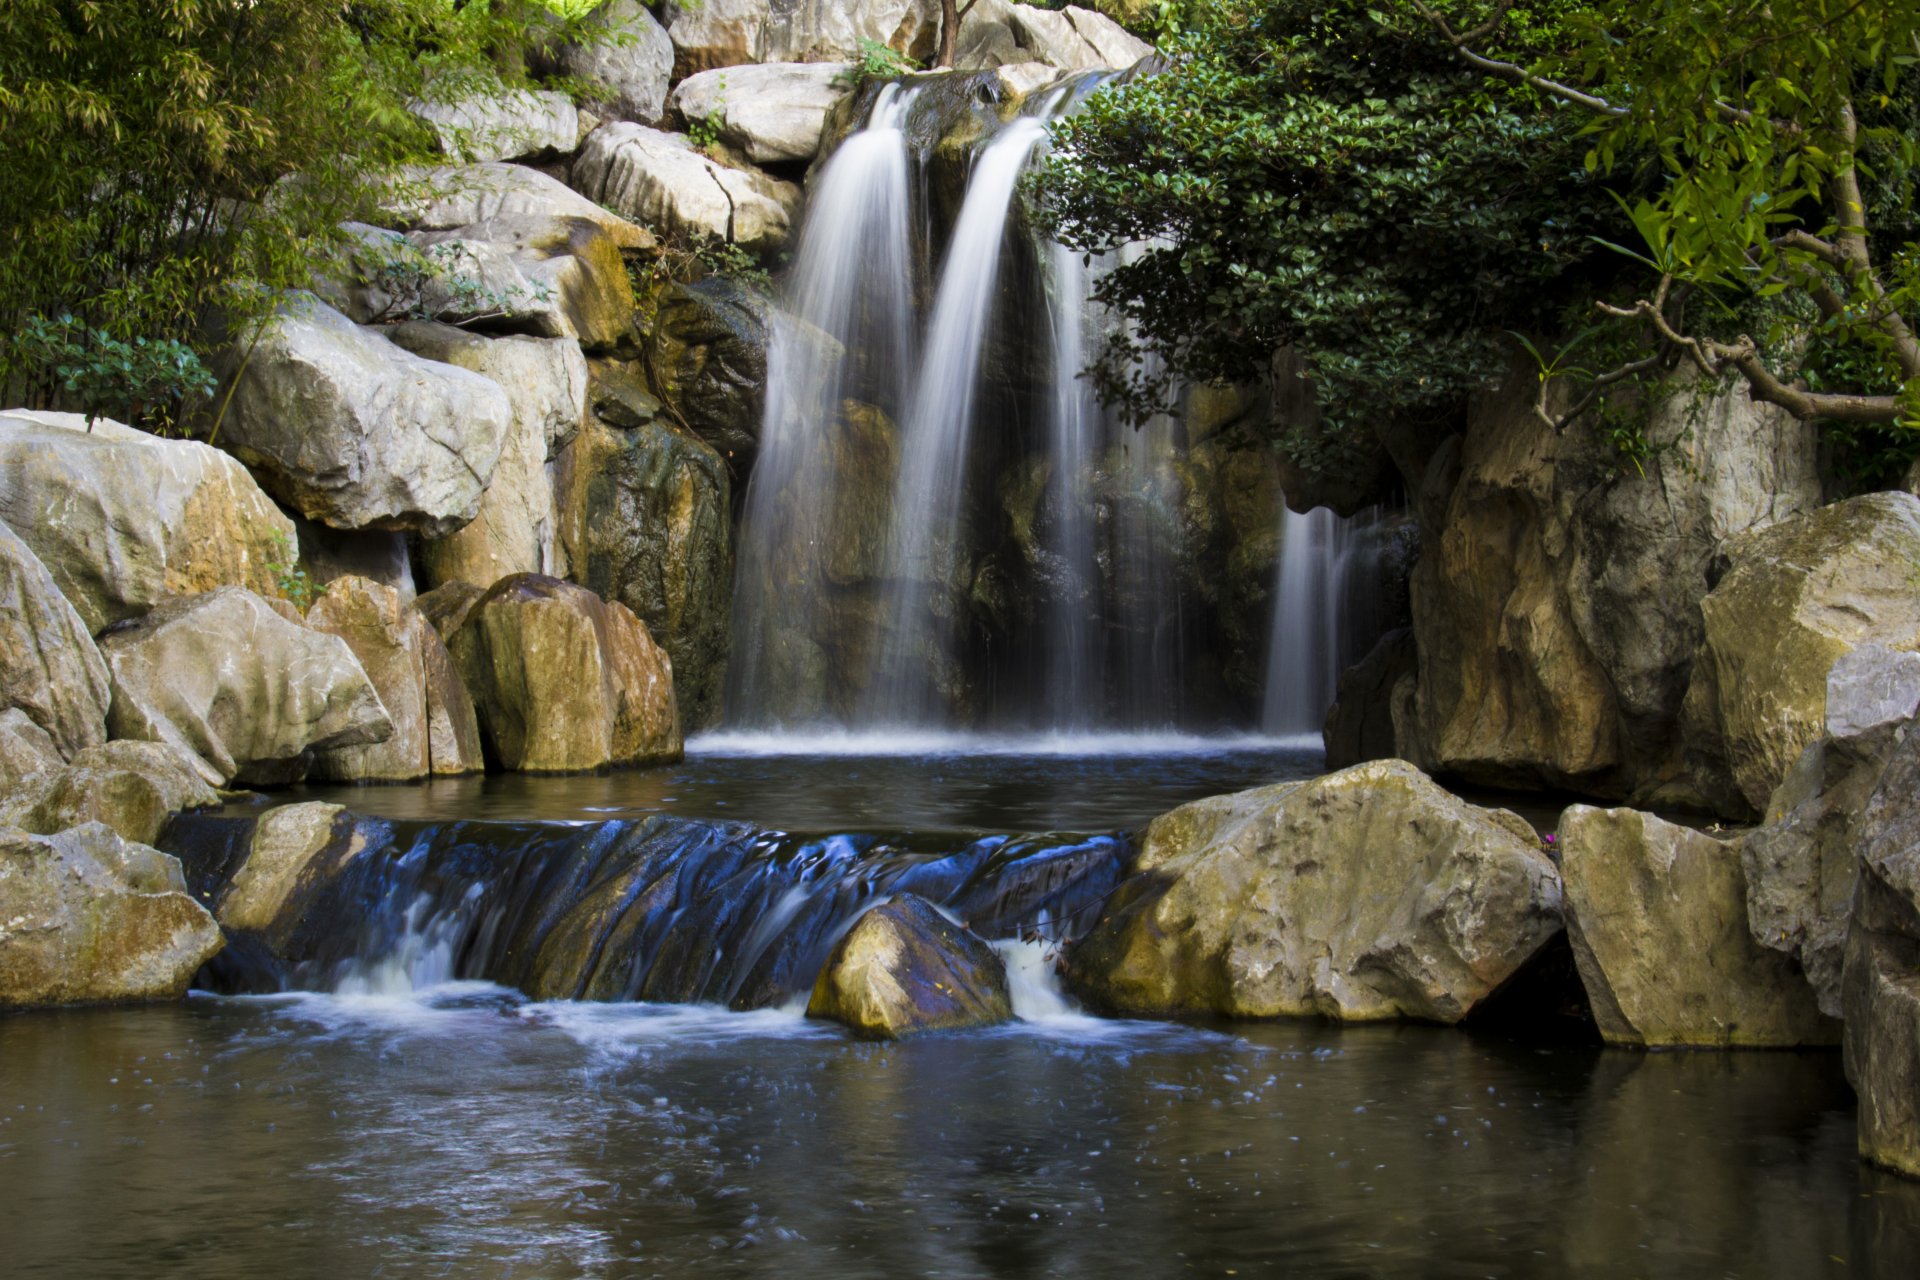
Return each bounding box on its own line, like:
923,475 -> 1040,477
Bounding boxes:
305,576 -> 482,782
663,0 -> 942,78
1,741 -> 219,846
553,0 -> 676,124
648,276 -> 772,465
1399,366 -> 1822,809
669,63 -> 853,164
381,162 -> 655,253
100,586 -> 393,787
0,410 -> 296,632
573,122 -> 801,253
410,88 -> 578,163
0,823 -> 223,1009
1323,628 -> 1415,769
1067,761 -> 1563,1022
407,212 -> 642,352
0,710 -> 61,800
807,895 -> 1014,1039
1558,805 -> 1837,1047
215,293 -> 514,537
1844,722 -> 1920,1177
1825,643 -> 1920,748
1006,4 -> 1152,69
0,519 -> 110,760
1683,491 -> 1920,817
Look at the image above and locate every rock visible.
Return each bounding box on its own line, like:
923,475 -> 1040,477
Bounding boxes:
669,63 -> 853,164
1400,365 -> 1822,808
388,322 -> 588,589
648,276 -> 772,465
554,416 -> 732,730
305,576 -> 482,781
99,586 -> 393,787
552,0 -> 676,125
411,88 -> 577,163
0,710 -> 61,799
1682,491 -> 1920,817
0,519 -> 111,759
1066,761 -> 1563,1022
415,580 -> 488,642
807,895 -> 1013,1039
447,574 -> 681,773
573,122 -> 801,254
991,60 -> 1065,97
1844,723 -> 1920,1176
380,162 -> 655,253
1558,805 -> 1836,1047
408,212 -> 641,351
664,0 -> 942,78
214,292 -> 514,538
291,517 -> 415,604
0,823 -> 223,1009
1323,628 -> 1415,769
0,410 -> 296,632
1825,642 -> 1920,748
1006,4 -> 1151,70
2,741 -> 219,846
216,803 -> 370,948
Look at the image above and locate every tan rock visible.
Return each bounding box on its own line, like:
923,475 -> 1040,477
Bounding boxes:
217,803 -> 368,947
574,122 -> 801,254
0,710 -> 61,800
0,519 -> 111,758
807,895 -> 1013,1039
4,741 -> 219,845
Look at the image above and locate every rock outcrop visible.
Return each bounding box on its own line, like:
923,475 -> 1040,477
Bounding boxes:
648,276 -> 772,466
1558,805 -> 1836,1047
0,823 -> 223,1009
99,587 -> 393,787
1067,761 -> 1563,1022
407,212 -> 641,351
0,710 -> 61,799
214,293 -> 514,537
1004,3 -> 1152,70
0,519 -> 111,760
669,63 -> 853,164
0,410 -> 295,632
807,895 -> 1014,1039
1682,490 -> 1920,817
304,576 -> 483,782
447,574 -> 681,773
550,0 -> 677,125
382,161 -> 655,253
573,122 -> 801,253
411,88 -> 577,163
663,0 -> 942,78
1,741 -> 219,846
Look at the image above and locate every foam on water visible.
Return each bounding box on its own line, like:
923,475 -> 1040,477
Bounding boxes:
687,729 -> 1320,758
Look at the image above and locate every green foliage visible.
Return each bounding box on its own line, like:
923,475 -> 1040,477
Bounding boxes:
1032,0 -> 1627,472
10,314 -> 218,432
687,74 -> 729,153
840,38 -> 921,83
266,532 -> 316,613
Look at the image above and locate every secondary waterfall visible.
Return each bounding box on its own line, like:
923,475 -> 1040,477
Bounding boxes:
1261,504 -> 1384,737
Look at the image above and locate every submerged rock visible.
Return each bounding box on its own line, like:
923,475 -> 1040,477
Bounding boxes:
807,895 -> 1013,1039
100,587 -> 393,787
1558,805 -> 1836,1047
0,823 -> 223,1009
573,122 -> 800,254
669,63 -> 853,164
0,410 -> 295,632
1067,761 -> 1563,1022
1683,491 -> 1920,817
447,574 -> 681,773
1,741 -> 219,846
0,518 -> 111,760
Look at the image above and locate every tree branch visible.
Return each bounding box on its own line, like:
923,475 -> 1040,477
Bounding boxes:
1405,1 -> 1626,115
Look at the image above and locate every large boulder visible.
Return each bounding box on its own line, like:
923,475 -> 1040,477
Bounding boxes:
447,574 -> 681,773
1066,761 -> 1563,1022
304,576 -> 482,782
1399,367 -> 1822,808
554,416 -> 732,730
410,88 -> 577,163
1005,4 -> 1152,70
1741,644 -> 1920,1017
1683,491 -> 1920,817
0,519 -> 111,760
214,293 -> 514,538
1843,721 -> 1920,1177
663,0 -> 942,78
807,895 -> 1014,1039
550,0 -> 676,125
573,122 -> 801,254
99,586 -> 393,787
0,823 -> 223,1009
215,803 -> 375,955
406,213 -> 641,352
388,322 -> 588,589
1558,805 -> 1836,1047
648,276 -> 772,465
0,741 -> 219,846
379,162 -> 655,253
669,63 -> 854,164
0,410 -> 296,632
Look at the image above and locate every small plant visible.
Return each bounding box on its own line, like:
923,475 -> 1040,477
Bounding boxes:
838,38 -> 919,85
6,314 -> 218,432
687,74 -> 728,154
693,239 -> 773,291
266,532 -> 317,613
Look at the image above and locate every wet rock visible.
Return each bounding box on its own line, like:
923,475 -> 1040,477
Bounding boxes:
408,212 -> 641,351
649,276 -> 773,466
1558,805 -> 1836,1047
305,576 -> 482,782
0,410 -> 296,632
0,710 -> 61,799
553,416 -> 732,731
663,0 -> 942,78
807,896 -> 1013,1039
100,587 -> 393,787
411,88 -> 577,163
573,122 -> 801,254
379,162 -> 655,253
1323,628 -> 1416,769
1,741 -> 219,846
389,322 -> 588,589
1402,365 -> 1822,809
214,293 -> 513,538
550,0 -> 675,125
0,823 -> 223,1009
1682,491 -> 1920,817
215,803 -> 371,949
1067,761 -> 1563,1022
0,519 -> 111,761
669,63 -> 853,164
447,574 -> 681,773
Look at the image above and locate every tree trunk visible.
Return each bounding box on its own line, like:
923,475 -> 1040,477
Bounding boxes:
937,0 -> 960,68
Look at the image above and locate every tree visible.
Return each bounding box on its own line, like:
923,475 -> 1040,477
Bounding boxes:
936,0 -> 981,69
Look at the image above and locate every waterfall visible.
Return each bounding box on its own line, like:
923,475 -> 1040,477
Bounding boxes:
865,117 -> 1050,725
1261,504 -> 1381,738
1041,242 -> 1099,727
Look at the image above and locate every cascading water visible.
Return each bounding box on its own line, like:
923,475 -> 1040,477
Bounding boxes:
1261,503 -> 1384,737
1040,242 -> 1100,726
